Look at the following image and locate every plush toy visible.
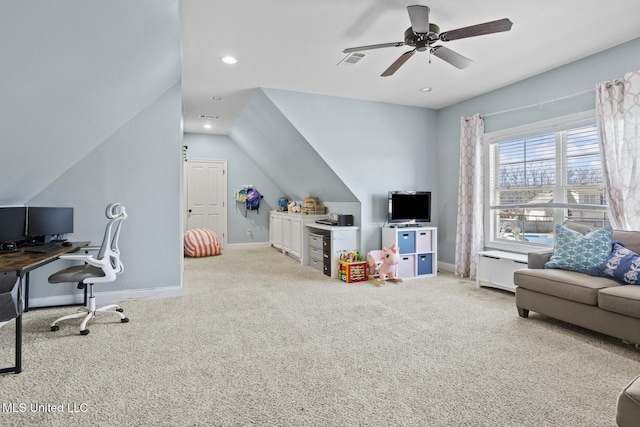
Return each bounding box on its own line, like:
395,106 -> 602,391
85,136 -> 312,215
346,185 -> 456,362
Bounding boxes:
287,201 -> 301,213
366,245 -> 402,285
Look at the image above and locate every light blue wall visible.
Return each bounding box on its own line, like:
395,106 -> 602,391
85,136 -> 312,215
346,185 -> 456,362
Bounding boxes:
184,133 -> 283,244
263,89 -> 438,252
0,0 -> 183,301
0,0 -> 181,205
28,84 -> 183,298
435,37 -> 640,265
230,89 -> 358,204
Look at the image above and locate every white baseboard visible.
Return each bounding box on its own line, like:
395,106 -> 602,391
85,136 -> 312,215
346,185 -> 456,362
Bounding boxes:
27,286 -> 183,309
226,242 -> 271,249
438,261 -> 455,273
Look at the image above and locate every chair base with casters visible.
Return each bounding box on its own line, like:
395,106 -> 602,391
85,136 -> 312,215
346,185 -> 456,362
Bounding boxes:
49,283 -> 129,335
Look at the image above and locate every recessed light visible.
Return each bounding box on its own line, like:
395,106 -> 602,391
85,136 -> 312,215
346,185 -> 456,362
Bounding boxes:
419,87 -> 432,92
203,124 -> 212,129
222,56 -> 237,64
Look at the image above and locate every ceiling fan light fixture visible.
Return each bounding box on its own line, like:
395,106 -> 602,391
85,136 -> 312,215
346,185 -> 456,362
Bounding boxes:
222,56 -> 237,64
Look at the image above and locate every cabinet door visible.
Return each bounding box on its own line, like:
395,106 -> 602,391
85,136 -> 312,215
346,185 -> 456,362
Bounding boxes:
289,217 -> 302,258
270,214 -> 283,249
282,218 -> 292,252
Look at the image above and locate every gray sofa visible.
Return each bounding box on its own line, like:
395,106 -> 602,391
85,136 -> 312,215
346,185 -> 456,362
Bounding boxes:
513,224 -> 640,426
513,228 -> 640,345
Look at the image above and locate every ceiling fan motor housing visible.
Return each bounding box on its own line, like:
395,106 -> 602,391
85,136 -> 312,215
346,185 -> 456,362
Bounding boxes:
404,23 -> 441,50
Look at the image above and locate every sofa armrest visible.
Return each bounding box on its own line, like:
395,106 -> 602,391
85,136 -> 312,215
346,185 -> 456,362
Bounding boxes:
528,249 -> 553,269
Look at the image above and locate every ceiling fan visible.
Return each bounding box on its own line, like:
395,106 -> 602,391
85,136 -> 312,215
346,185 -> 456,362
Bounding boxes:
343,5 -> 513,76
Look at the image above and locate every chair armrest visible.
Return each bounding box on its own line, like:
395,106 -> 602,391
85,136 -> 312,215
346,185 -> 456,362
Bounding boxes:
528,249 -> 553,269
58,254 -> 93,261
79,246 -> 100,251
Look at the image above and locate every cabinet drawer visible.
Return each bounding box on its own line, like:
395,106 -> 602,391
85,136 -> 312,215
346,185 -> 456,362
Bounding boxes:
323,253 -> 331,276
415,230 -> 432,253
309,233 -> 324,249
397,231 -> 415,254
417,253 -> 433,275
309,247 -> 323,260
397,254 -> 415,278
322,236 -> 330,252
309,257 -> 324,272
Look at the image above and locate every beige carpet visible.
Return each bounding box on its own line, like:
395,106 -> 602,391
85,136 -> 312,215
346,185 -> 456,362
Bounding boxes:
0,245 -> 639,426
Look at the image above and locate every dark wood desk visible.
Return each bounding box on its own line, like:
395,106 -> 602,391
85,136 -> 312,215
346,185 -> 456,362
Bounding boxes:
0,241 -> 89,374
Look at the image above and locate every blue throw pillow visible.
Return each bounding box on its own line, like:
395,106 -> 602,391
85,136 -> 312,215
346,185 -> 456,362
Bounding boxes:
544,224 -> 612,274
597,242 -> 640,285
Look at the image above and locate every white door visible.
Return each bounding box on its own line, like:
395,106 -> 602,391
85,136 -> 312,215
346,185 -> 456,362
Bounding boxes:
184,159 -> 227,247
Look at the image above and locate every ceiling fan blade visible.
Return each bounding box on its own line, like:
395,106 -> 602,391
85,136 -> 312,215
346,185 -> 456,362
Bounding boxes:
407,5 -> 430,34
431,46 -> 472,69
381,50 -> 416,77
343,42 -> 404,53
439,18 -> 513,41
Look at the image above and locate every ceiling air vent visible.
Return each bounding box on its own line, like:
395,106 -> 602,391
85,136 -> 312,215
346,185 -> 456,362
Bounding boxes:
199,114 -> 220,119
337,52 -> 365,66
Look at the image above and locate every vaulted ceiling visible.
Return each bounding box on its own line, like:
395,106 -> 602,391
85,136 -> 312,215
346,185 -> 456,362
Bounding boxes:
180,0 -> 640,135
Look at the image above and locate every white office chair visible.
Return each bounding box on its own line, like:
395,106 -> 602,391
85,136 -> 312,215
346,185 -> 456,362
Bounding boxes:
48,203 -> 129,335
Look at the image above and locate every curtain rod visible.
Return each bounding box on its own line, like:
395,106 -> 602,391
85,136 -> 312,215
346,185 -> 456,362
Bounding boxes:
481,88 -> 594,118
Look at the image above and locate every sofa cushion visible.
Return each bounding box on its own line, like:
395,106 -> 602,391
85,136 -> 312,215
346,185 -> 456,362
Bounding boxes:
617,374 -> 640,427
597,242 -> 640,285
544,224 -> 613,274
598,286 -> 640,319
562,220 -> 593,235
514,268 -> 619,305
613,230 -> 640,255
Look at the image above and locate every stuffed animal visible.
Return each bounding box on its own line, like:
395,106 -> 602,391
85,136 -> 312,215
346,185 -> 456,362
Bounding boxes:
366,245 -> 402,285
287,201 -> 301,213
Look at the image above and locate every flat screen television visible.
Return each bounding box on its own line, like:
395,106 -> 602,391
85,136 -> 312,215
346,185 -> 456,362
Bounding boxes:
388,191 -> 431,225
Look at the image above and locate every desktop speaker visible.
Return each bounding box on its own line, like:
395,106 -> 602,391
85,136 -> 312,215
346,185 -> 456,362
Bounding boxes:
337,214 -> 353,226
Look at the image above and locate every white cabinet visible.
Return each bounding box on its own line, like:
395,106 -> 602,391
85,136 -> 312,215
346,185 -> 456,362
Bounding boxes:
476,250 -> 528,293
269,211 -> 328,263
282,216 -> 302,259
381,226 -> 437,279
269,212 -> 283,250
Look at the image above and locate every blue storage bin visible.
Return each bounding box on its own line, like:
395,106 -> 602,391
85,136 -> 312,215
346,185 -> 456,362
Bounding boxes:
397,231 -> 415,254
417,253 -> 433,275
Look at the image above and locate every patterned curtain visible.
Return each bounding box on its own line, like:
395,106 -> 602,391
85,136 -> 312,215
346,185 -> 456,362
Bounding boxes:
596,70 -> 640,230
455,114 -> 484,278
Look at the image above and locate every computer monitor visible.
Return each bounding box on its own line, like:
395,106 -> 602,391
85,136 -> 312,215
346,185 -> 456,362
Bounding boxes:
27,207 -> 74,243
0,207 -> 27,244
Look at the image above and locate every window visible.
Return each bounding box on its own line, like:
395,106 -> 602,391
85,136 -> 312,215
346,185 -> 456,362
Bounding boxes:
485,111 -> 609,250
